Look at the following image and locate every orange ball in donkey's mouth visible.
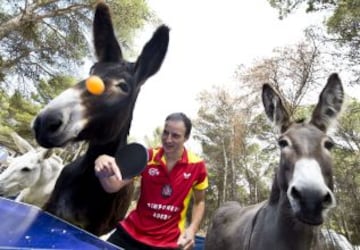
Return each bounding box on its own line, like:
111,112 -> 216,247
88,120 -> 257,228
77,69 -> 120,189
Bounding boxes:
86,75 -> 105,95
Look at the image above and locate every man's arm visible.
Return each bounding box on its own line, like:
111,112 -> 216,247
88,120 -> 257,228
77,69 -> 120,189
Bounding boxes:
94,154 -> 132,193
189,189 -> 206,233
177,189 -> 206,250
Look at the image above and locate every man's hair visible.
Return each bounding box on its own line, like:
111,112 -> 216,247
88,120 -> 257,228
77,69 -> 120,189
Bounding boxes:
165,112 -> 192,139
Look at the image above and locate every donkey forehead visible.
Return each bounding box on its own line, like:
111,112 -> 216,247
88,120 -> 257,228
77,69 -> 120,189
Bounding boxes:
90,61 -> 135,78
282,123 -> 330,153
284,122 -> 327,141
10,152 -> 41,167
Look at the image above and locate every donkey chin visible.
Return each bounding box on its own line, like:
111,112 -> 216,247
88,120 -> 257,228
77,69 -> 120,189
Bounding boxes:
288,186 -> 336,226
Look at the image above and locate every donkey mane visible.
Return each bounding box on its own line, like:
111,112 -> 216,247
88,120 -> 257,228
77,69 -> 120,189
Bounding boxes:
268,168 -> 280,204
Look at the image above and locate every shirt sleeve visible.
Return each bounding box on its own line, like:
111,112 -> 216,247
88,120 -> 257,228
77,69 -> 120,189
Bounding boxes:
141,148 -> 153,177
194,161 -> 208,190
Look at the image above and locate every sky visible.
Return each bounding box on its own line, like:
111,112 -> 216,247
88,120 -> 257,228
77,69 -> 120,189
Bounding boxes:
104,0 -> 358,153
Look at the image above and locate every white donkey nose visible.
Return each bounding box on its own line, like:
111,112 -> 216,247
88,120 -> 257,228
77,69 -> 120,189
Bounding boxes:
287,158 -> 336,215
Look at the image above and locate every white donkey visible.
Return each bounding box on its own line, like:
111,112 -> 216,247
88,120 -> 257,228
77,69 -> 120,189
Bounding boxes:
0,132 -> 64,207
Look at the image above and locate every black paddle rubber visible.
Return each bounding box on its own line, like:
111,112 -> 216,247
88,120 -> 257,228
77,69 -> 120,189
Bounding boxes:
115,143 -> 148,179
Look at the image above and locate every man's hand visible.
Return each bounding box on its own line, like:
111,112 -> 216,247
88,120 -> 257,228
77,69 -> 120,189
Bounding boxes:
94,154 -> 122,180
177,227 -> 195,250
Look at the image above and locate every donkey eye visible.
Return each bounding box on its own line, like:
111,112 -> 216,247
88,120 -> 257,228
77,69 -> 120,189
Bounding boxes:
21,167 -> 31,172
324,140 -> 334,150
118,82 -> 129,93
278,139 -> 289,148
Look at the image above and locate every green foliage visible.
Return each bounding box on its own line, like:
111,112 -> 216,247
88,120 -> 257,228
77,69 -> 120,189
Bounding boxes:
7,91 -> 41,139
268,0 -> 336,19
107,0 -> 151,49
0,74 -> 75,144
337,98 -> 360,147
0,88 -> 9,122
311,98 -> 360,243
0,0 -> 153,91
195,86 -> 273,228
267,0 -> 360,82
143,126 -> 162,148
326,0 -> 360,57
331,146 -> 360,243
32,75 -> 76,105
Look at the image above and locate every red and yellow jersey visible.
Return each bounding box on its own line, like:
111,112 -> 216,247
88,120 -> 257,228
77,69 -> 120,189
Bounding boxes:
120,147 -> 208,248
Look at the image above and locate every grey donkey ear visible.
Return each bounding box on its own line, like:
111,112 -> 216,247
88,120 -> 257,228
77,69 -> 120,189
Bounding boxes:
262,84 -> 291,132
10,132 -> 34,153
310,73 -> 344,132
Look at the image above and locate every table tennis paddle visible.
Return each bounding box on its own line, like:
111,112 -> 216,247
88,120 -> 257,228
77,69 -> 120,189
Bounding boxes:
114,143 -> 148,180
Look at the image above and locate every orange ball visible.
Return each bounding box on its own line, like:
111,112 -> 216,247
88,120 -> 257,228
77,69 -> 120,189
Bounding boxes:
86,75 -> 105,95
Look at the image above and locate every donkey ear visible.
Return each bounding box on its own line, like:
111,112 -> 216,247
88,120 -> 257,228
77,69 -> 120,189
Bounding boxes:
134,25 -> 170,85
262,84 -> 291,132
10,132 -> 34,153
310,73 -> 344,131
93,2 -> 122,62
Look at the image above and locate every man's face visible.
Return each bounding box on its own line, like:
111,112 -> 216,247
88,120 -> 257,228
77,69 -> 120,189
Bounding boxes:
161,120 -> 187,155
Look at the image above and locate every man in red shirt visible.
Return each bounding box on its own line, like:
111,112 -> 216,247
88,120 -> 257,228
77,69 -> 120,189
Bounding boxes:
95,112 -> 208,250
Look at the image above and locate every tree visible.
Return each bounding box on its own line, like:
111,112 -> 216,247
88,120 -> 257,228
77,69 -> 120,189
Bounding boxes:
268,0 -> 337,19
32,75 -> 76,105
143,126 -> 162,148
194,85 -> 271,230
0,0 -> 153,90
195,86 -> 243,205
329,98 -> 360,244
7,90 -> 40,139
0,89 -> 14,148
267,0 -> 360,83
236,39 -> 326,118
0,74 -> 75,147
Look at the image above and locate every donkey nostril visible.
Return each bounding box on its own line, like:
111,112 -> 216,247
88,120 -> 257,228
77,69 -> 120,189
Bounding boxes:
48,120 -> 62,132
44,113 -> 63,133
322,193 -> 333,207
291,187 -> 301,200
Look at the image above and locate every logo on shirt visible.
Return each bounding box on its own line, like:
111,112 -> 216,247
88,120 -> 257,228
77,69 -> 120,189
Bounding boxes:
148,167 -> 160,176
183,173 -> 191,179
161,184 -> 173,198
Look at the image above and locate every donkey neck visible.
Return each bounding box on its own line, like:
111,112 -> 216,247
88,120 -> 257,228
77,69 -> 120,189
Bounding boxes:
85,134 -> 127,163
277,195 -> 320,249
261,191 -> 319,250
265,173 -> 320,249
37,158 -> 61,186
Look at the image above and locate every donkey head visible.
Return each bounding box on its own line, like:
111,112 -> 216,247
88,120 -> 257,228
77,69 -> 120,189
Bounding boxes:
262,73 -> 344,225
0,147 -> 55,197
32,3 -> 169,148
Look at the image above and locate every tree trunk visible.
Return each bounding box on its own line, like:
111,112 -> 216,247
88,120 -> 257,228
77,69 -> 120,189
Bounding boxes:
221,139 -> 228,204
230,125 -> 236,200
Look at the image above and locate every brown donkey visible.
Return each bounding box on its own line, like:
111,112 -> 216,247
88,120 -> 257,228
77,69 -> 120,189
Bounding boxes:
32,2 -> 169,236
205,73 -> 344,250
